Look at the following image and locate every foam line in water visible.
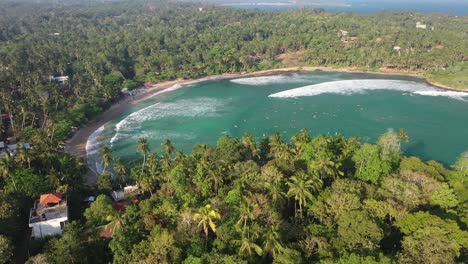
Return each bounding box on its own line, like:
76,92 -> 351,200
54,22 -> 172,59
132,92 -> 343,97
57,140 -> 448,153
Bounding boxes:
231,75 -> 295,85
268,79 -> 468,100
412,90 -> 468,101
86,125 -> 106,176
230,73 -> 342,86
110,97 -> 226,145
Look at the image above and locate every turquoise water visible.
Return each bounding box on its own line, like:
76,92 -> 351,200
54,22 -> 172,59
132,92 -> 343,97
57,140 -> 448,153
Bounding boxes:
89,72 -> 468,172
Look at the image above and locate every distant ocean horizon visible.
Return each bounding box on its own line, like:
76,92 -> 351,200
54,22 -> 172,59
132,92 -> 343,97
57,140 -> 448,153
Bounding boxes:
223,1 -> 468,15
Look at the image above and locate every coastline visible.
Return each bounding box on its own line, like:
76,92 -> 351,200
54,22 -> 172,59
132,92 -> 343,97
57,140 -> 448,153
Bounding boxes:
65,67 -> 468,182
65,66 -> 467,159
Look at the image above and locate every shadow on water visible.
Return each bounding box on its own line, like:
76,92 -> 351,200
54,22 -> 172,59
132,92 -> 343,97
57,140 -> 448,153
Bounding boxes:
404,140 -> 449,167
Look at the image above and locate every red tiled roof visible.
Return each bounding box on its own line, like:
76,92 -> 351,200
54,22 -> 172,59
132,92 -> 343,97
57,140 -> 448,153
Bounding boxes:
39,193 -> 63,205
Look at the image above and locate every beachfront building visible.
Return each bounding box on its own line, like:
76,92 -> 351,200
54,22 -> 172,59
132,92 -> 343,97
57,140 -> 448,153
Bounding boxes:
29,193 -> 68,239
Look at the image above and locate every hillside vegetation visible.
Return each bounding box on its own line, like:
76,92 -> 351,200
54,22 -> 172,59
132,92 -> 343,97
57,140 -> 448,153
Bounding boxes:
0,0 -> 467,143
21,129 -> 468,263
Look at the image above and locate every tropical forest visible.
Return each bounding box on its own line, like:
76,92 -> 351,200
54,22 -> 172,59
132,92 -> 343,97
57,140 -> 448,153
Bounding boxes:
0,0 -> 467,263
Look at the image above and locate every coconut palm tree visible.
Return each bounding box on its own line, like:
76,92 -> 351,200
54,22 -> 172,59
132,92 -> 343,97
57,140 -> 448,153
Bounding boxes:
286,171 -> 322,217
0,150 -> 17,190
114,157 -> 128,186
100,145 -> 113,173
146,153 -> 158,176
397,128 -> 410,149
241,133 -> 259,160
105,213 -> 125,236
310,155 -> 343,183
15,144 -> 32,168
236,228 -> 263,257
193,204 -> 221,242
265,179 -> 286,207
236,200 -> 258,235
291,129 -> 310,157
262,225 -> 284,258
162,139 -> 175,157
137,137 -> 150,177
208,165 -> 224,194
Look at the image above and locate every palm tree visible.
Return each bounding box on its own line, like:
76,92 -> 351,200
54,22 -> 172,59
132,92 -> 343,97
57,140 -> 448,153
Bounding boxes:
397,128 -> 410,148
146,153 -> 158,176
15,144 -> 32,168
193,204 -> 221,241
162,139 -> 175,157
286,171 -> 322,217
310,155 -> 343,182
100,145 -> 113,173
208,165 -> 224,194
236,229 -> 263,257
241,133 -> 258,160
291,129 -> 310,157
265,179 -> 286,207
262,225 -> 284,258
268,132 -> 283,159
0,150 -> 17,190
137,137 -> 150,178
105,213 -> 125,236
236,200 -> 258,235
114,157 -> 128,186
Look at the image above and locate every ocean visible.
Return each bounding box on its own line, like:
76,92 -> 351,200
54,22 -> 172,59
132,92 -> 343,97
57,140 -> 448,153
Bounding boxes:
86,71 -> 468,174
224,0 -> 468,15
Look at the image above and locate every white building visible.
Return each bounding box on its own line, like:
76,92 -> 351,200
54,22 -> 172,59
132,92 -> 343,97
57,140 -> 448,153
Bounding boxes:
47,75 -> 69,84
111,185 -> 139,202
416,22 -> 427,29
29,193 -> 68,239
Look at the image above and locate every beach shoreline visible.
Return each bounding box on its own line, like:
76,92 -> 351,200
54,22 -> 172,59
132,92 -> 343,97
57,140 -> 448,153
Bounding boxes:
65,66 -> 467,160
64,66 -> 468,186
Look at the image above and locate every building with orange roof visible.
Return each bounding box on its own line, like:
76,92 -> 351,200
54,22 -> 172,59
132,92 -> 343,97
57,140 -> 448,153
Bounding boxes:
29,192 -> 68,239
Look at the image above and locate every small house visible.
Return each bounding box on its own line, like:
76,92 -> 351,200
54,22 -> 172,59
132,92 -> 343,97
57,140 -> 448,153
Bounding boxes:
29,193 -> 68,239
416,22 -> 427,29
48,75 -> 69,84
340,30 -> 349,36
111,185 -> 139,202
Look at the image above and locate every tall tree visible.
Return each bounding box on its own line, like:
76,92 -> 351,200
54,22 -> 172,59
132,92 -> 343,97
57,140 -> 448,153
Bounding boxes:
286,171 -> 322,217
193,204 -> 221,242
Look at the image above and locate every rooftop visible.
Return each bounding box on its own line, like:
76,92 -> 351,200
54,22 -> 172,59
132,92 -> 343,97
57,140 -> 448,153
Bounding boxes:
29,194 -> 67,224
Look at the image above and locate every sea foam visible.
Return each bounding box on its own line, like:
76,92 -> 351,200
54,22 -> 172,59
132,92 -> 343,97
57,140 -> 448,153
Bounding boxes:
231,75 -> 294,85
110,97 -> 225,145
412,90 -> 468,101
85,124 -> 106,176
268,79 -> 468,100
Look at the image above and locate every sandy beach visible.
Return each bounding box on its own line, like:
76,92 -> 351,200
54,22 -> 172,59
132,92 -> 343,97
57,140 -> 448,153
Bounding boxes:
65,66 -> 467,159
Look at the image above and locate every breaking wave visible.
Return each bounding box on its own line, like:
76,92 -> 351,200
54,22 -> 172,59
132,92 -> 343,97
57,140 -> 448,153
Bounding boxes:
230,73 -> 341,86
268,79 -> 468,100
412,90 -> 468,100
110,97 -> 225,145
230,75 -> 292,85
85,124 -> 106,176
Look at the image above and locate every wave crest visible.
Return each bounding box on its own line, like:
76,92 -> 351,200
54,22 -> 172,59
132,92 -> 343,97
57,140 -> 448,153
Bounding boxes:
110,97 -> 226,145
268,79 -> 467,100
